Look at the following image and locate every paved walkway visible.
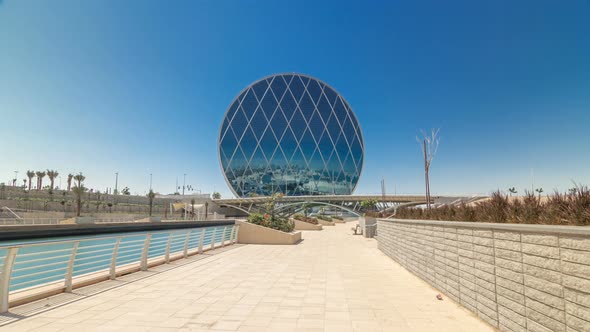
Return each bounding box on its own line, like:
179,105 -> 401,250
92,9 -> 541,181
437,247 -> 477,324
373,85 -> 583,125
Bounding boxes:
3,223 -> 493,331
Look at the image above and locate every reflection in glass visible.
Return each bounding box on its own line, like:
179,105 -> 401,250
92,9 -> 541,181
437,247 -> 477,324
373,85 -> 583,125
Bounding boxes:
219,74 -> 364,197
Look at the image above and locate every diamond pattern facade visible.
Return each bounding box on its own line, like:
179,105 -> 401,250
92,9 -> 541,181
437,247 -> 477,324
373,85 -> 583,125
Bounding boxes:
218,73 -> 364,197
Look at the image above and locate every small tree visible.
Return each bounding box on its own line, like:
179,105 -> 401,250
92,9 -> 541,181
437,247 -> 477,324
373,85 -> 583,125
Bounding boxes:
361,199 -> 378,213
535,188 -> 544,199
26,170 -> 35,191
147,190 -> 155,216
107,202 -> 113,213
36,171 -> 46,191
47,169 -> 59,191
417,129 -> 440,209
67,173 -> 74,191
212,192 -> 221,199
73,173 -> 85,188
190,198 -> 195,218
122,187 -> 130,195
72,185 -> 87,217
508,187 -> 517,196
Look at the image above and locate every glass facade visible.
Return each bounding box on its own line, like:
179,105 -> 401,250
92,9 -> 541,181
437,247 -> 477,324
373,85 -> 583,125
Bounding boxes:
218,73 -> 364,197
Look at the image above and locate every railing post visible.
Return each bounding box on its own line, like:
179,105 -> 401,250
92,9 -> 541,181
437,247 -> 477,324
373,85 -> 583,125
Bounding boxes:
140,234 -> 152,271
64,241 -> 80,292
198,229 -> 205,254
221,226 -> 228,246
233,225 -> 240,244
210,227 -> 217,250
164,232 -> 173,263
110,238 -> 121,279
0,248 -> 18,312
229,226 -> 235,246
183,230 -> 191,258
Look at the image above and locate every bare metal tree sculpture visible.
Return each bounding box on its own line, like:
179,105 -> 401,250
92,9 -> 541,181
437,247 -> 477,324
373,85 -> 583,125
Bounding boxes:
417,129 -> 440,209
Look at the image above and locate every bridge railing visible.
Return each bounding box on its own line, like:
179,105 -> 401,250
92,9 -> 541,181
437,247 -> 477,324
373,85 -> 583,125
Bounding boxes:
0,223 -> 240,312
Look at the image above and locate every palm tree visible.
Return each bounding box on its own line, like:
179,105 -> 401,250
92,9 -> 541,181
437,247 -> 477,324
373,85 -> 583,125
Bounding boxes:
46,170 -> 59,191
147,190 -> 156,217
26,170 -> 35,191
67,174 -> 74,191
535,188 -> 544,199
71,185 -> 87,217
508,187 -> 517,197
35,171 -> 46,190
73,173 -> 85,188
190,198 -> 195,218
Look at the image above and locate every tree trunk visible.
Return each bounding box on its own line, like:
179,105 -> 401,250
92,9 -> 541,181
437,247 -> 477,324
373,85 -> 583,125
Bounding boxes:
77,198 -> 81,217
149,200 -> 153,216
423,140 -> 430,209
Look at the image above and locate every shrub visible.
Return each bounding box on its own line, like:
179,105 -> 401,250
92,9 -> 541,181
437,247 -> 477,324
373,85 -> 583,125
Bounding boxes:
292,213 -> 318,224
332,215 -> 344,220
396,186 -> 590,226
317,215 -> 333,221
247,213 -> 294,232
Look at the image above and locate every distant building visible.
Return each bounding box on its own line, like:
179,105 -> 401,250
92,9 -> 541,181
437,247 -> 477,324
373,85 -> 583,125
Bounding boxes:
218,73 -> 364,197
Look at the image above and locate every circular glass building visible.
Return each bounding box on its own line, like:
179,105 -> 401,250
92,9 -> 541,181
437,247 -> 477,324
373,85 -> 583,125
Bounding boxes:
218,73 -> 364,197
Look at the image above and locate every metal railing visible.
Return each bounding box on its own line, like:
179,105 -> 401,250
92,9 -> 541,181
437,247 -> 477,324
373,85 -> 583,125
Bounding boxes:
0,223 -> 240,312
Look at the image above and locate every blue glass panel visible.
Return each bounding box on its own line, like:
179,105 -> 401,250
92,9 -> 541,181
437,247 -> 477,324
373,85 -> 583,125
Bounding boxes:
279,127 -> 298,161
323,86 -> 338,107
241,89 -> 259,122
259,92 -> 278,121
269,109 -> 288,140
335,133 -> 349,158
341,115 -> 355,146
270,76 -> 287,101
306,110 -> 322,137
269,147 -> 288,168
239,126 -> 257,159
220,129 -> 238,163
229,147 -> 247,177
343,152 -> 356,174
299,128 -> 316,162
325,114 -> 341,143
306,79 -> 322,102
220,117 -> 230,142
249,108 -> 267,140
279,91 -> 297,120
290,147 -> 306,169
230,107 -> 248,134
249,146 -> 267,171
332,97 -> 348,127
259,128 -> 278,159
252,80 -> 269,101
316,93 -> 332,123
317,132 -> 334,156
282,74 -> 294,87
298,91 -> 315,120
290,108 -> 307,138
300,75 -> 311,88
309,147 -> 325,171
289,76 -> 305,102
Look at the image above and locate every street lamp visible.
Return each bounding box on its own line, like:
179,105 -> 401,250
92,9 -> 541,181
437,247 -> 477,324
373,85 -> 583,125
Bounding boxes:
114,172 -> 119,195
149,173 -> 152,191
183,173 -> 186,195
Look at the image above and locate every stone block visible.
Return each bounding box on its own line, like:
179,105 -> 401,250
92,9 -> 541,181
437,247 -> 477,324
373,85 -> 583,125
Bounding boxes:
496,248 -> 522,261
496,257 -> 523,272
560,237 -> 590,251
496,266 -> 524,284
564,288 -> 590,308
475,260 -> 496,274
524,275 -> 564,298
473,236 -> 494,246
457,234 -> 473,243
526,307 -> 566,332
476,283 -> 497,300
565,312 -> 590,332
561,248 -> 590,265
498,294 -> 526,316
473,229 -> 493,238
523,254 -> 561,272
460,276 -> 476,291
521,243 -> 560,259
495,239 -> 522,251
563,275 -> 590,293
524,263 -> 562,284
525,287 -> 565,312
475,268 -> 496,284
498,306 -> 527,328
521,233 -> 559,246
495,231 -> 521,241
497,276 -> 525,294
526,318 -> 556,332
474,251 -> 495,264
497,284 -> 525,304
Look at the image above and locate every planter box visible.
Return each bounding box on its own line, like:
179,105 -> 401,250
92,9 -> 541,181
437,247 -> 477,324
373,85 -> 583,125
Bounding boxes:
362,216 -> 377,238
317,220 -> 335,226
135,217 -> 161,223
237,221 -> 302,245
60,217 -> 96,225
293,219 -> 323,231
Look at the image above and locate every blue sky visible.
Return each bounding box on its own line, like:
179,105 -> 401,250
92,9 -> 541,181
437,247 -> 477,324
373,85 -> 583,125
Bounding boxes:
1,0 -> 589,197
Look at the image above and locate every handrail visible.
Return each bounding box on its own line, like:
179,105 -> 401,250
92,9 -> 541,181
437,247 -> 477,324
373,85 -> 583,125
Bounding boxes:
0,223 -> 239,312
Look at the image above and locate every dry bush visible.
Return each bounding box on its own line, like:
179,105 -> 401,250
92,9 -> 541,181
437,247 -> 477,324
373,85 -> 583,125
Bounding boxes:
396,186 -> 590,226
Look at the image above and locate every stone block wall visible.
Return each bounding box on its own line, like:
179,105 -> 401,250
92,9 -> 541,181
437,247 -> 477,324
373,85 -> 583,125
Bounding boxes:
377,219 -> 590,332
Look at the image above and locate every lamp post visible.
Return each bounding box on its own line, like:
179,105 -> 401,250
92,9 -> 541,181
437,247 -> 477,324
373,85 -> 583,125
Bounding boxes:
114,172 -> 119,195
182,173 -> 186,195
149,173 -> 152,191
